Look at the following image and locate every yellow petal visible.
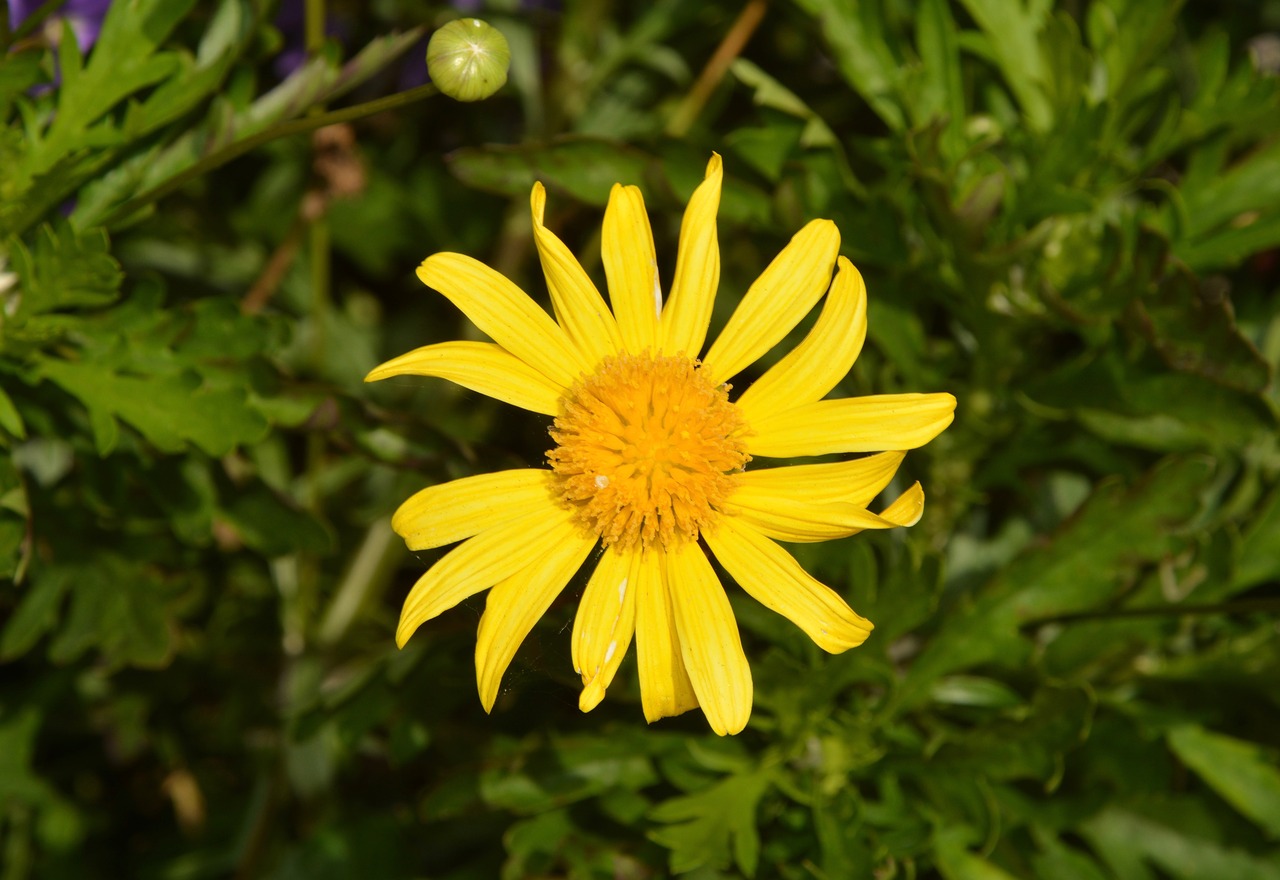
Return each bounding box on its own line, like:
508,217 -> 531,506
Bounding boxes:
665,541 -> 753,736
701,219 -> 840,386
573,546 -> 639,712
395,504 -> 576,647
659,154 -> 722,357
417,253 -> 590,388
475,532 -> 596,712
726,482 -> 925,543
635,549 -> 698,723
705,517 -> 873,653
750,393 -> 957,458
365,341 -> 565,415
392,469 -> 555,551
734,256 -> 867,424
602,184 -> 660,352
736,451 -> 906,507
531,182 -> 623,366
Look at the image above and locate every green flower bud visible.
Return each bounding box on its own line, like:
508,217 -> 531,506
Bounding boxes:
426,18 -> 510,102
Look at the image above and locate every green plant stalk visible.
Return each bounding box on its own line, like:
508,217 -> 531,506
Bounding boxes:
317,518 -> 404,647
1024,598 -> 1280,627
99,83 -> 438,227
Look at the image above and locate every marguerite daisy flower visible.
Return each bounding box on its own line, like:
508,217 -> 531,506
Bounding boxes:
368,155 -> 955,735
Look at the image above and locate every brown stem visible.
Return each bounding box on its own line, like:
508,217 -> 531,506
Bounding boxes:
666,0 -> 769,137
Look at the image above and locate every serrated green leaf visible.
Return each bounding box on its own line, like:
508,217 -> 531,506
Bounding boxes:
5,220 -> 123,317
31,0 -> 196,176
898,457 -> 1213,705
649,770 -> 770,876
38,356 -> 268,456
45,557 -> 175,668
1167,725 -> 1280,839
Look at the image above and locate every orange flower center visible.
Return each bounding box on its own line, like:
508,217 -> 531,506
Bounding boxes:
548,352 -> 750,551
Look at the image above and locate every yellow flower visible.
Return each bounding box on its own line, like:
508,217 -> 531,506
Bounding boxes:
367,155 -> 955,735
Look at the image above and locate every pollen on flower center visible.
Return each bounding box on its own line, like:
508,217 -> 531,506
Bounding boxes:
548,352 -> 750,551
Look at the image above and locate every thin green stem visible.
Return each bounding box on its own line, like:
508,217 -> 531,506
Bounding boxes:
1023,598 -> 1280,628
100,84 -> 438,227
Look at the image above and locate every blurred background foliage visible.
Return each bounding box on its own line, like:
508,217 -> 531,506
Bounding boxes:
2,0 -> 1280,877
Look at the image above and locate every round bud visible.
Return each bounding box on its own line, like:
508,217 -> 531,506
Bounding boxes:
426,18 -> 511,102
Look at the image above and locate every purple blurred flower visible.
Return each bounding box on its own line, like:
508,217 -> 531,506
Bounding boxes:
273,0 -> 349,79
8,0 -> 113,53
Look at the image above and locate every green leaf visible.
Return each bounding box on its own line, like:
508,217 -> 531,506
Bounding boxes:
1026,353 -> 1276,452
4,220 -> 123,318
30,0 -> 196,177
649,770 -> 771,876
219,486 -> 333,558
0,706 -> 83,847
479,734 -> 659,815
730,59 -> 840,150
38,356 -> 268,456
1236,487 -> 1280,592
1082,807 -> 1280,880
0,569 -> 68,660
0,452 -> 29,581
1128,266 -> 1272,394
929,676 -> 1023,709
1167,725 -> 1280,839
44,557 -> 175,668
912,0 -> 965,148
898,457 -> 1212,705
933,828 -> 1021,880
930,685 -> 1094,784
955,0 -> 1053,130
1030,833 -> 1111,880
1180,140 -> 1280,244
0,383 -> 25,439
790,0 -> 906,130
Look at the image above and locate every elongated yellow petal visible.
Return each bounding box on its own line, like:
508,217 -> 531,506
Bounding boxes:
701,219 -> 840,385
659,154 -> 722,357
727,481 -> 925,543
392,469 -> 555,551
705,517 -> 873,653
396,504 -> 576,647
665,541 -> 753,736
750,393 -> 957,458
736,451 -> 906,507
475,532 -> 596,712
635,549 -> 698,722
573,547 -> 639,712
734,256 -> 867,424
602,184 -> 660,352
531,182 -> 623,365
365,341 -> 565,415
417,253 -> 590,387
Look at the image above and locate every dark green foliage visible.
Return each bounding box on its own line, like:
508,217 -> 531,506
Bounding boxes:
2,0 -> 1279,878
